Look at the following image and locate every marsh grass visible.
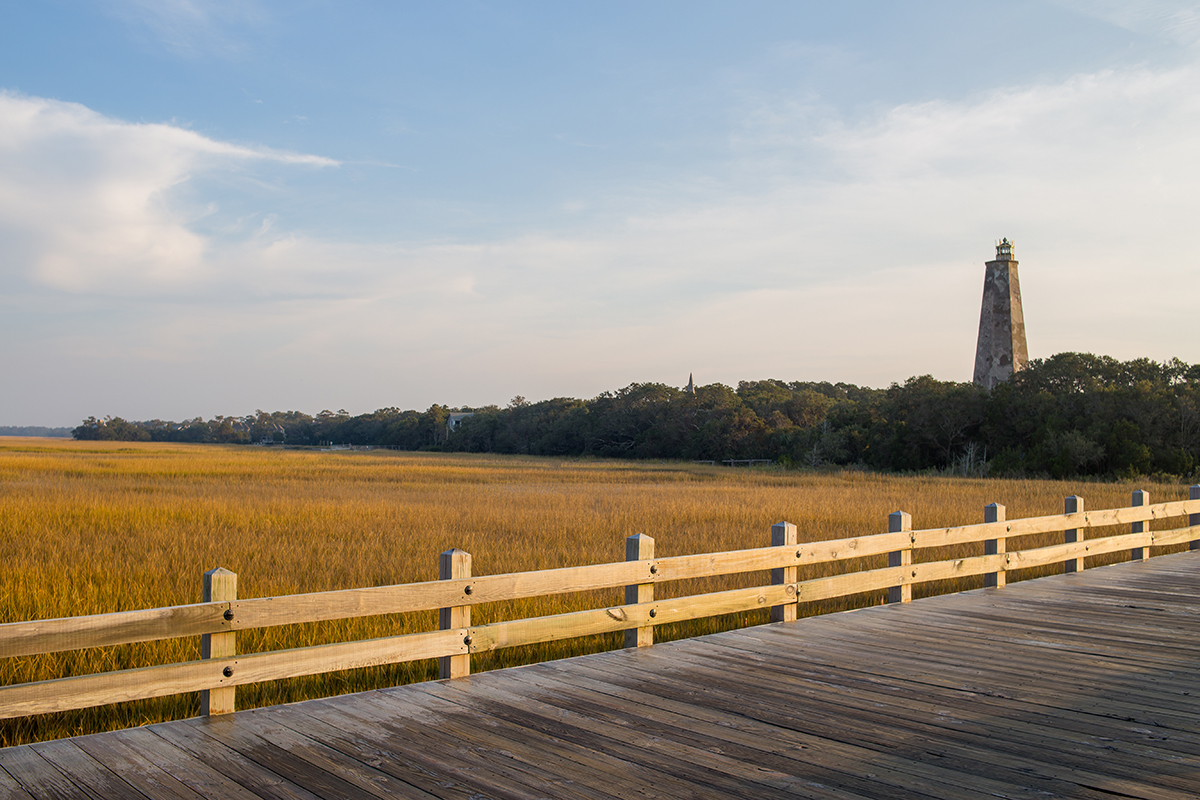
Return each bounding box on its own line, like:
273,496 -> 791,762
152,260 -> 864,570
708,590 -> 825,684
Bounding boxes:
0,438 -> 1191,745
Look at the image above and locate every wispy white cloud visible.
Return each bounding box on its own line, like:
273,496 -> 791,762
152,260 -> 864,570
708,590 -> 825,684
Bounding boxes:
101,0 -> 268,57
1052,0 -> 1200,45
0,91 -> 335,293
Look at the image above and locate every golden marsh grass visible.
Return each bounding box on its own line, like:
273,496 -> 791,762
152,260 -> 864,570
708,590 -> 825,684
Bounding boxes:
0,437 -> 1191,745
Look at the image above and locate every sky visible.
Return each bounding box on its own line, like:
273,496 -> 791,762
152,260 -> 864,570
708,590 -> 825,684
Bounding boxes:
3,1 -> 1200,426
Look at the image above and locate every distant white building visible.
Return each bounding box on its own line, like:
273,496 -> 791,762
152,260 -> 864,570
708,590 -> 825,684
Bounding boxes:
447,412 -> 476,433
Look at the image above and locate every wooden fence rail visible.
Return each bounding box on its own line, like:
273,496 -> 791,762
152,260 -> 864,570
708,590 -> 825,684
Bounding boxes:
2,486 -> 1199,721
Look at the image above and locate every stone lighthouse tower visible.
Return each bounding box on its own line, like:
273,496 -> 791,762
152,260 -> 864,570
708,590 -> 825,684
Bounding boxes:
972,238 -> 1028,389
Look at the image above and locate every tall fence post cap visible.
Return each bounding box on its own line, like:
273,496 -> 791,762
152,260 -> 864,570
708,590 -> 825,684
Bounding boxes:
1132,489 -> 1149,505
888,510 -> 912,532
440,547 -> 469,557
985,502 -> 1004,511
204,567 -> 236,578
626,532 -> 654,543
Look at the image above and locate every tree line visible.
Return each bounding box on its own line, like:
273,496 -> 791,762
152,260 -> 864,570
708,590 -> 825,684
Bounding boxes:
72,352 -> 1200,480
0,426 -> 71,438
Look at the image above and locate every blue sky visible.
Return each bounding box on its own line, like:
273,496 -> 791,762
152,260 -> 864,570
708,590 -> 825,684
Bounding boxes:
3,1 -> 1199,425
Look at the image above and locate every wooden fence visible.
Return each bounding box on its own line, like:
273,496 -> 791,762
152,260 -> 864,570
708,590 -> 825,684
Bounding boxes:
2,487 -> 1198,722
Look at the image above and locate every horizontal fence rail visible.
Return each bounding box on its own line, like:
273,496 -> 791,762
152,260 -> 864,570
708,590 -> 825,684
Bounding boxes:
2,486 -> 1198,721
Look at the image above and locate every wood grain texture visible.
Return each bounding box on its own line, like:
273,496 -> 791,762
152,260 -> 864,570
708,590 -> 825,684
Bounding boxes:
2,551 -> 1198,799
6,497 -> 1197,663
0,603 -> 229,659
200,567 -> 237,717
0,627 -> 468,718
5,497 -> 1199,731
438,549 -> 472,680
769,521 -> 798,623
887,510 -> 913,604
622,533 -> 655,649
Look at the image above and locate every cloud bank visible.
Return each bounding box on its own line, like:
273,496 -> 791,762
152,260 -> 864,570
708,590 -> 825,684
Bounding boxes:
4,54 -> 1200,422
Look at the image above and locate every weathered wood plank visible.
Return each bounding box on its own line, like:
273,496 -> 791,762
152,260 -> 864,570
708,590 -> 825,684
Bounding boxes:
477,675 -> 947,800
605,636 -> 1199,799
886,510 -> 913,604
200,568 -> 237,717
437,549 -> 472,680
4,545 -> 1199,800
671,636 -> 1200,762
4,504 -> 1195,665
311,691 -> 609,800
913,499 -> 1200,549
686,631 -> 1200,752
27,739 -> 147,800
865,606 -> 1200,673
745,616 -> 1200,729
147,719 -> 326,800
0,762 -> 35,800
525,662 -> 1070,800
0,628 -> 466,718
522,657 -> 1133,800
179,714 -> 384,800
409,669 -> 874,799
622,533 -> 655,649
259,703 -> 493,800
0,604 -> 229,659
498,653 -> 1143,800
70,733 -> 204,800
982,502 -> 1006,588
98,728 -> 265,800
396,687 -> 666,800
506,659 -> 1106,800
796,553 -> 1006,602
270,697 -> 541,800
0,747 -> 81,800
205,711 -> 437,799
467,583 -> 794,654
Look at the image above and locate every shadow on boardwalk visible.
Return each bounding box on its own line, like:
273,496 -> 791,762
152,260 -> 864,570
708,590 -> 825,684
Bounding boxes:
3,552 -> 1198,799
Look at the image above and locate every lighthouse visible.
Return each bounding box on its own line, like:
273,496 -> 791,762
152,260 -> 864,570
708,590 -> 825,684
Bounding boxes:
972,238 -> 1029,389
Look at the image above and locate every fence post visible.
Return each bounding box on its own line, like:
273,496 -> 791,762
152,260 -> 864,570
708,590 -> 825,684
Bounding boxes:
770,521 -> 798,623
201,567 -> 237,716
1064,496 -> 1085,573
1131,490 -> 1148,561
624,533 -> 655,648
983,503 -> 1006,588
439,548 -> 472,679
1190,485 -> 1200,551
887,511 -> 912,604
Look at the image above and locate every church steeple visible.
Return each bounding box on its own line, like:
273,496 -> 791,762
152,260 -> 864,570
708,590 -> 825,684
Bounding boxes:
685,374 -> 695,394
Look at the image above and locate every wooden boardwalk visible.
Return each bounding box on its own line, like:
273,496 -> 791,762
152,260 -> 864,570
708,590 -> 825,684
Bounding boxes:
3,551 -> 1198,799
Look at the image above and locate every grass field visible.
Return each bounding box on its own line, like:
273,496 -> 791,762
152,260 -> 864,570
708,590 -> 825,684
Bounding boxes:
1,437 -> 1192,746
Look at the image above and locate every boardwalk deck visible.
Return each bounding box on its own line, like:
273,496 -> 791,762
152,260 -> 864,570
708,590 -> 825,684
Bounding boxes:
3,551 -> 1198,799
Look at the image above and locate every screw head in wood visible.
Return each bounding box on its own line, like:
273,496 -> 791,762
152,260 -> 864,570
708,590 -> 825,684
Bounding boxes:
463,635 -> 472,646
222,667 -> 233,678
649,609 -> 657,618
911,570 -> 916,578
223,609 -> 234,621
649,565 -> 658,574
464,585 -> 473,595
